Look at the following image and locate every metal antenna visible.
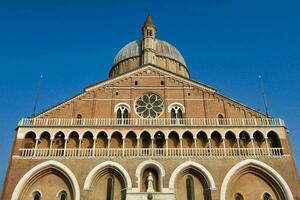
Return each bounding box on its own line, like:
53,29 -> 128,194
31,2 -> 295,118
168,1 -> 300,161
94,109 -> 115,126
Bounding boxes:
258,75 -> 269,117
32,74 -> 43,116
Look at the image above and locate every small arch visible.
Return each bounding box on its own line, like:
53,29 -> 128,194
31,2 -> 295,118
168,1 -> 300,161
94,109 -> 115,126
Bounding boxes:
32,190 -> 41,200
57,190 -> 68,200
168,102 -> 185,113
196,131 -> 208,148
83,161 -> 132,190
169,161 -> 216,190
24,132 -> 36,148
11,160 -> 80,200
239,131 -> 251,148
168,131 -> 180,148
262,192 -> 273,200
140,131 -> 151,148
220,159 -> 294,200
225,131 -> 237,148
235,193 -> 244,200
67,131 -> 80,148
53,132 -> 66,149
253,131 -> 265,148
182,131 -> 194,148
82,131 -> 94,148
125,131 -> 137,148
154,131 -> 166,148
135,160 -> 165,192
114,103 -> 131,113
168,103 -> 184,124
96,131 -> 108,148
111,131 -> 123,148
37,131 -> 51,149
210,131 -> 222,148
267,131 -> 282,148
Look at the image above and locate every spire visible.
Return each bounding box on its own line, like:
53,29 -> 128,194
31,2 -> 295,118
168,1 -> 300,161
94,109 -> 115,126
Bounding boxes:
143,13 -> 155,28
141,14 -> 156,65
142,14 -> 156,39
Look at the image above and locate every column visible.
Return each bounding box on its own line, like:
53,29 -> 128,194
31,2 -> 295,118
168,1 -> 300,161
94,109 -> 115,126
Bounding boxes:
78,138 -> 82,157
180,138 -> 183,156
165,138 -> 169,156
222,137 -> 226,157
49,138 -> 54,157
208,137 -> 212,157
122,138 -> 125,156
265,137 -> 270,156
33,138 -> 39,156
250,137 -> 255,156
237,137 -> 241,156
151,138 -> 154,156
137,137 -> 140,157
193,137 -> 197,156
93,137 -> 96,157
63,139 -> 68,156
107,138 -> 111,157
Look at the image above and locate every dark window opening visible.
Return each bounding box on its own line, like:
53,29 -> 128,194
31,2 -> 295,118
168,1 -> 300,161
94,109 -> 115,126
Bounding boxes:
161,81 -> 164,86
171,106 -> 183,124
33,191 -> 41,200
186,177 -> 194,200
106,176 -> 114,200
135,81 -> 138,86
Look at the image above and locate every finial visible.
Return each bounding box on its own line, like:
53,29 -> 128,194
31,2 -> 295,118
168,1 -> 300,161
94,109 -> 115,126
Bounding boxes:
143,13 -> 155,28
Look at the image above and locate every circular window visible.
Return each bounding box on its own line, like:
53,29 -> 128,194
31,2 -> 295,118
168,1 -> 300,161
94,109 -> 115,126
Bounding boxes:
135,93 -> 164,118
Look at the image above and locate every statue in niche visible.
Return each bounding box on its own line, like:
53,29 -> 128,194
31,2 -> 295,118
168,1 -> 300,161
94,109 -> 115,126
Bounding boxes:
146,172 -> 154,193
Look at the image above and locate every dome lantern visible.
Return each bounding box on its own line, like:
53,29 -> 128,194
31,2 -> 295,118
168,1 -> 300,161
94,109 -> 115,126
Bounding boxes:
141,14 -> 157,65
109,15 -> 190,79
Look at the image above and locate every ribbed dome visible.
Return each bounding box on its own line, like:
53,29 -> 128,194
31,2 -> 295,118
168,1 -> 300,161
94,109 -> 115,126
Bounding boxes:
113,39 -> 186,66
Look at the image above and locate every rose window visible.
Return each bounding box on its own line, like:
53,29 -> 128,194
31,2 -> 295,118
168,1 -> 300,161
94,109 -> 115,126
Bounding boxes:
135,93 -> 164,118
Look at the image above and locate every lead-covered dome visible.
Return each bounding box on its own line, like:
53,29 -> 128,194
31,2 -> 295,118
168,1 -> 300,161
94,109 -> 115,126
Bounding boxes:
113,39 -> 186,67
108,15 -> 190,79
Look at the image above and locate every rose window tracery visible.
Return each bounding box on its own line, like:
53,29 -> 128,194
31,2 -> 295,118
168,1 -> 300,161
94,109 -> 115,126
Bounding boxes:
135,93 -> 164,118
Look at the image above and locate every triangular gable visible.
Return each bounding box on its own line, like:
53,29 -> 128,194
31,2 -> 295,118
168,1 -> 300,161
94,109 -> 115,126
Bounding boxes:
85,64 -> 216,92
35,64 -> 264,118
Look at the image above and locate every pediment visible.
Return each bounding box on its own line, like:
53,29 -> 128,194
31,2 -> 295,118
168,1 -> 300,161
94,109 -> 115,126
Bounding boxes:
35,64 -> 264,118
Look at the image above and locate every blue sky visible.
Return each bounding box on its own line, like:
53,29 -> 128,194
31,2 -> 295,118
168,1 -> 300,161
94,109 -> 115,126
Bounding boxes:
0,0 -> 300,190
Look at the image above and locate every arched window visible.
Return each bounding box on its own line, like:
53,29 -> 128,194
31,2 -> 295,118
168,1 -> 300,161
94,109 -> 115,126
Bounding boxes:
58,190 -> 67,200
186,176 -> 195,200
115,104 -> 130,124
76,114 -> 82,125
262,192 -> 272,200
106,176 -> 114,200
33,191 -> 41,200
169,103 -> 184,124
235,193 -> 244,200
218,114 -> 225,125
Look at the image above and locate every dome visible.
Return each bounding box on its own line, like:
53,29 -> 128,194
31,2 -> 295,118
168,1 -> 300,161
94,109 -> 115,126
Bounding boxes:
113,39 -> 187,67
109,15 -> 190,79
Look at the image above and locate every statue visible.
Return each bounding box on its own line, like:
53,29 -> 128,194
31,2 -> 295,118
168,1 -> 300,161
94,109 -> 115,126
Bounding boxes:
146,172 -> 154,193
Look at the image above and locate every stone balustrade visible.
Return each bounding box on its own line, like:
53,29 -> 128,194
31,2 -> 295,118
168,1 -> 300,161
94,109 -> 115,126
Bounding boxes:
18,118 -> 285,127
18,147 -> 285,159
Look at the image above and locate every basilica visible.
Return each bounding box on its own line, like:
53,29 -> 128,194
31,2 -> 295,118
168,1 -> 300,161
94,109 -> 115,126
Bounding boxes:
2,15 -> 300,200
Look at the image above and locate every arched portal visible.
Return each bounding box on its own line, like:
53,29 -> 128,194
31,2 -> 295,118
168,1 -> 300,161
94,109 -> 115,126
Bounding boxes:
220,159 -> 294,200
169,161 -> 216,200
84,161 -> 132,200
11,160 -> 80,200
